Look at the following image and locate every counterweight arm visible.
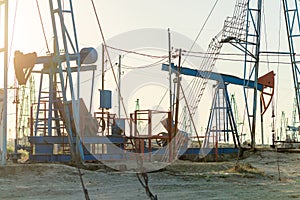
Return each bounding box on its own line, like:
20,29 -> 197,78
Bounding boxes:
162,63 -> 275,115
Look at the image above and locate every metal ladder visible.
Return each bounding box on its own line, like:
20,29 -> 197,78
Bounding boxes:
182,0 -> 248,132
31,0 -> 83,161
34,71 -> 65,136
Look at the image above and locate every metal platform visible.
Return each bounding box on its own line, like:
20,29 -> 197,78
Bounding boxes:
28,135 -> 239,163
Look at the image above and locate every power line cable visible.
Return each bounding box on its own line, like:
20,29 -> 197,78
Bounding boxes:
183,49 -> 293,57
35,0 -> 50,53
89,2 -> 160,199
107,44 -> 293,58
121,58 -> 168,69
106,45 -> 169,59
8,0 -> 18,63
183,53 -> 292,64
262,3 -> 270,71
90,0 -> 131,121
9,0 -> 19,104
182,0 -> 220,65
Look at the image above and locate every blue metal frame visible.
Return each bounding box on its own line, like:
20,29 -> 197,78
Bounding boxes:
51,0 -> 84,162
221,0 -> 300,147
28,135 -> 239,162
200,83 -> 241,148
162,64 -> 265,91
239,0 -> 262,148
220,0 -> 262,148
282,0 -> 300,124
162,64 -> 247,147
33,0 -> 84,162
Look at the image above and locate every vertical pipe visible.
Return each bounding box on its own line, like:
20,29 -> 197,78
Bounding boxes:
101,51 -> 105,161
30,105 -> 34,156
168,111 -> 172,162
69,0 -> 79,52
101,44 -> 104,126
243,1 -> 253,135
260,100 -> 264,145
118,55 -> 121,117
48,69 -> 53,136
168,29 -> 173,116
68,0 -> 81,118
250,0 -> 262,149
174,49 -> 182,137
134,111 -> 138,137
148,110 -> 152,160
15,87 -> 19,153
172,81 -> 176,116
1,0 -> 8,165
217,89 -> 219,141
130,113 -> 132,137
215,133 -> 218,161
89,69 -> 95,113
49,0 -> 77,161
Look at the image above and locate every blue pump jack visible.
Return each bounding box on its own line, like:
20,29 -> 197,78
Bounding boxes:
162,63 -> 275,148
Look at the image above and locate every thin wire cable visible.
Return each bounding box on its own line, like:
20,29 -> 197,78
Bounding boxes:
76,58 -> 169,88
276,146 -> 281,181
183,53 -> 292,64
10,0 -> 19,102
179,84 -> 201,147
106,45 -> 169,59
182,49 -> 292,57
8,0 -> 18,63
35,0 -> 50,53
275,2 -> 282,182
262,3 -> 270,71
107,44 -> 292,60
121,58 -> 168,69
90,0 -> 130,120
136,173 -> 158,200
275,1 -> 282,131
182,0 -> 220,65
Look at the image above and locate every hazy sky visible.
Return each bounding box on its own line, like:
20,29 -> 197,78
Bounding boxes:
7,1 -> 237,53
1,0 -> 297,142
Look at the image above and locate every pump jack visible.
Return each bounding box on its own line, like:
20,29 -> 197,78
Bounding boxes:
162,63 -> 275,147
13,0 -> 98,163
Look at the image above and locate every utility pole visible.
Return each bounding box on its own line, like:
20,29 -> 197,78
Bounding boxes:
1,0 -> 8,165
174,49 -> 182,137
168,28 -> 173,116
101,44 -> 105,119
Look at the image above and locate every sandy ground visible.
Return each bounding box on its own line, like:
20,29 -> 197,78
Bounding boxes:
1,150 -> 300,200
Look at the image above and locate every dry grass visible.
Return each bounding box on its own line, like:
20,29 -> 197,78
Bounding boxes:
226,163 -> 264,175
